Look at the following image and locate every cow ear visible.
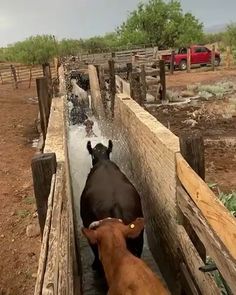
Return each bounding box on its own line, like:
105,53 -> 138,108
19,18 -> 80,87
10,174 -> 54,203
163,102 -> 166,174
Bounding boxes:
107,140 -> 113,154
82,228 -> 98,244
124,218 -> 144,239
87,141 -> 93,154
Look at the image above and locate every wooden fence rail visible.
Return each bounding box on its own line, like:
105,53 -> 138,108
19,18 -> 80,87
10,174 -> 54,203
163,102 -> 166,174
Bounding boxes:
0,63 -> 56,87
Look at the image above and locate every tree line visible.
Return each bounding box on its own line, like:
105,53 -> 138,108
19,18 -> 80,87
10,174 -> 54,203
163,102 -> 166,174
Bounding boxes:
0,0 -> 236,65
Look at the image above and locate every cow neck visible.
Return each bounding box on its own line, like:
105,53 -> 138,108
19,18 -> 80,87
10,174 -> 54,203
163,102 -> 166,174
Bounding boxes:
98,232 -> 129,285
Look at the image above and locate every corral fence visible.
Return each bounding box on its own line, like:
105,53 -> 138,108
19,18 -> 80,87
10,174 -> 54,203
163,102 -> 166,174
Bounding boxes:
0,61 -> 57,88
88,63 -> 236,295
63,44 -> 231,75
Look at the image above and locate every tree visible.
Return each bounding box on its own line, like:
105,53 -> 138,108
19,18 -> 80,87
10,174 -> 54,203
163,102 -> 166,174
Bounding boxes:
224,23 -> 236,47
117,0 -> 203,49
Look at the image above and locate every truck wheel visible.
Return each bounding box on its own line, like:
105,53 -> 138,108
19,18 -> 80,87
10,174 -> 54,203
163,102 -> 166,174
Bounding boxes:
179,60 -> 187,71
215,58 -> 220,67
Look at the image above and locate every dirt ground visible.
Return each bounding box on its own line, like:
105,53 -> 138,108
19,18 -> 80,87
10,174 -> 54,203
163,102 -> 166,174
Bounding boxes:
0,82 -> 40,294
148,67 -> 236,192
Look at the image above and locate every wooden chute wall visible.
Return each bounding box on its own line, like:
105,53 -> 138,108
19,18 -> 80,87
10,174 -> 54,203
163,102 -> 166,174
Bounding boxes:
34,65 -> 80,295
88,64 -> 236,295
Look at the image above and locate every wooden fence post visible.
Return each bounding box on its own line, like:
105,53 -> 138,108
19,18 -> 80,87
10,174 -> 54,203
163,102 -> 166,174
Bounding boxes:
211,45 -> 216,71
127,62 -> 133,81
28,66 -> 32,89
0,72 -> 3,84
36,77 -> 50,141
226,46 -> 231,68
170,50 -> 175,75
42,63 -> 53,99
31,153 -> 57,237
159,59 -> 166,101
96,65 -> 107,116
140,64 -> 147,102
108,59 -> 116,118
187,48 -> 191,73
10,65 -> 18,89
179,132 -> 206,262
130,72 -> 143,106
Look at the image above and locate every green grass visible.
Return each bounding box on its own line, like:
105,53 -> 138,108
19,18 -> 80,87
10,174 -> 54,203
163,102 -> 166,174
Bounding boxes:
16,209 -> 30,218
206,184 -> 235,294
23,196 -> 35,205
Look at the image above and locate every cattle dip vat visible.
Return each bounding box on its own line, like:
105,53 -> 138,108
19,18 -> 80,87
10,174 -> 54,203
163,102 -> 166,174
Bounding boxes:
32,61 -> 236,295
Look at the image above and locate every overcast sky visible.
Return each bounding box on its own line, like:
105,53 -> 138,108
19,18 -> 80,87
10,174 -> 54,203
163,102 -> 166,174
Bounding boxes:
0,0 -> 235,47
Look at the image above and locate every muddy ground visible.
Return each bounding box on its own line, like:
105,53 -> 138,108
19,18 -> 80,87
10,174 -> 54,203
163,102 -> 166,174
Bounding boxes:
148,68 -> 236,192
0,82 -> 40,294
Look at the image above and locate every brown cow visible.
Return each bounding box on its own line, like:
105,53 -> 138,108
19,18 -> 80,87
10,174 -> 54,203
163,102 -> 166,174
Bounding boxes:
82,218 -> 171,295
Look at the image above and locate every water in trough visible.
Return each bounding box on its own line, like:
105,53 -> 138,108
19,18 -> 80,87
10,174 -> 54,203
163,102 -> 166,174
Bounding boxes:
67,98 -> 163,294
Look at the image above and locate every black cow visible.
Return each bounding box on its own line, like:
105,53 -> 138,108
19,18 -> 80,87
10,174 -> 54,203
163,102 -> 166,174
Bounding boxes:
80,140 -> 144,271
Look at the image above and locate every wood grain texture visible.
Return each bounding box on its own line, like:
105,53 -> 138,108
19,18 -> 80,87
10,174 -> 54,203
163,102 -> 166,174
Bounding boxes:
88,65 -> 105,119
176,152 -> 236,260
113,93 -> 181,292
34,174 -> 56,295
42,165 -> 64,294
177,225 -> 221,295
177,185 -> 236,294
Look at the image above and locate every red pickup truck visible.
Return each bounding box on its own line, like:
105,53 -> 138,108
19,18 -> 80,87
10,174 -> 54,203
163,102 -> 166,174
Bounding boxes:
162,45 -> 221,70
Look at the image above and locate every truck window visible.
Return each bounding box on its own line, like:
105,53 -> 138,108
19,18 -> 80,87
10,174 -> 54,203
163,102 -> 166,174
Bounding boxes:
201,47 -> 208,52
179,48 -> 187,54
195,47 -> 202,53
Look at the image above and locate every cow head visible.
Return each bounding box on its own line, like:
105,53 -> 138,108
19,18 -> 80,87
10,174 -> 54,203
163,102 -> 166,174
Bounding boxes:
87,140 -> 113,166
82,218 -> 144,245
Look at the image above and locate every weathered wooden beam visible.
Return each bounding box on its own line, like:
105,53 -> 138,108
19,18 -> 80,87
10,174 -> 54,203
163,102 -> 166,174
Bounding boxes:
140,65 -> 147,102
170,50 -> 175,75
159,60 -> 166,100
176,152 -> 236,261
36,77 -> 50,141
31,153 -> 57,237
42,164 -> 64,293
177,225 -> 221,295
42,63 -> 53,99
187,48 -> 191,73
130,72 -> 143,106
126,62 -> 133,80
108,59 -> 116,117
179,263 -> 199,295
211,45 -> 215,71
34,174 -> 56,295
10,65 -> 18,89
177,185 -> 236,294
179,133 -> 206,262
96,65 -> 107,115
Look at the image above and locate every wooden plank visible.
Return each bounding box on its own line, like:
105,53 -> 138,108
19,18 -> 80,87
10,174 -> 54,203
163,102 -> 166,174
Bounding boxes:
170,50 -> 175,75
179,263 -> 199,295
42,165 -> 64,294
34,174 -> 56,295
187,48 -> 191,73
159,60 -> 166,100
177,185 -> 236,294
31,153 -> 57,237
42,63 -> 53,99
176,152 -> 236,260
180,133 -> 205,180
36,77 -> 50,141
179,133 -> 206,262
108,59 -> 116,117
177,225 -> 221,295
211,45 -> 215,71
140,65 -> 147,102
58,195 -> 69,294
